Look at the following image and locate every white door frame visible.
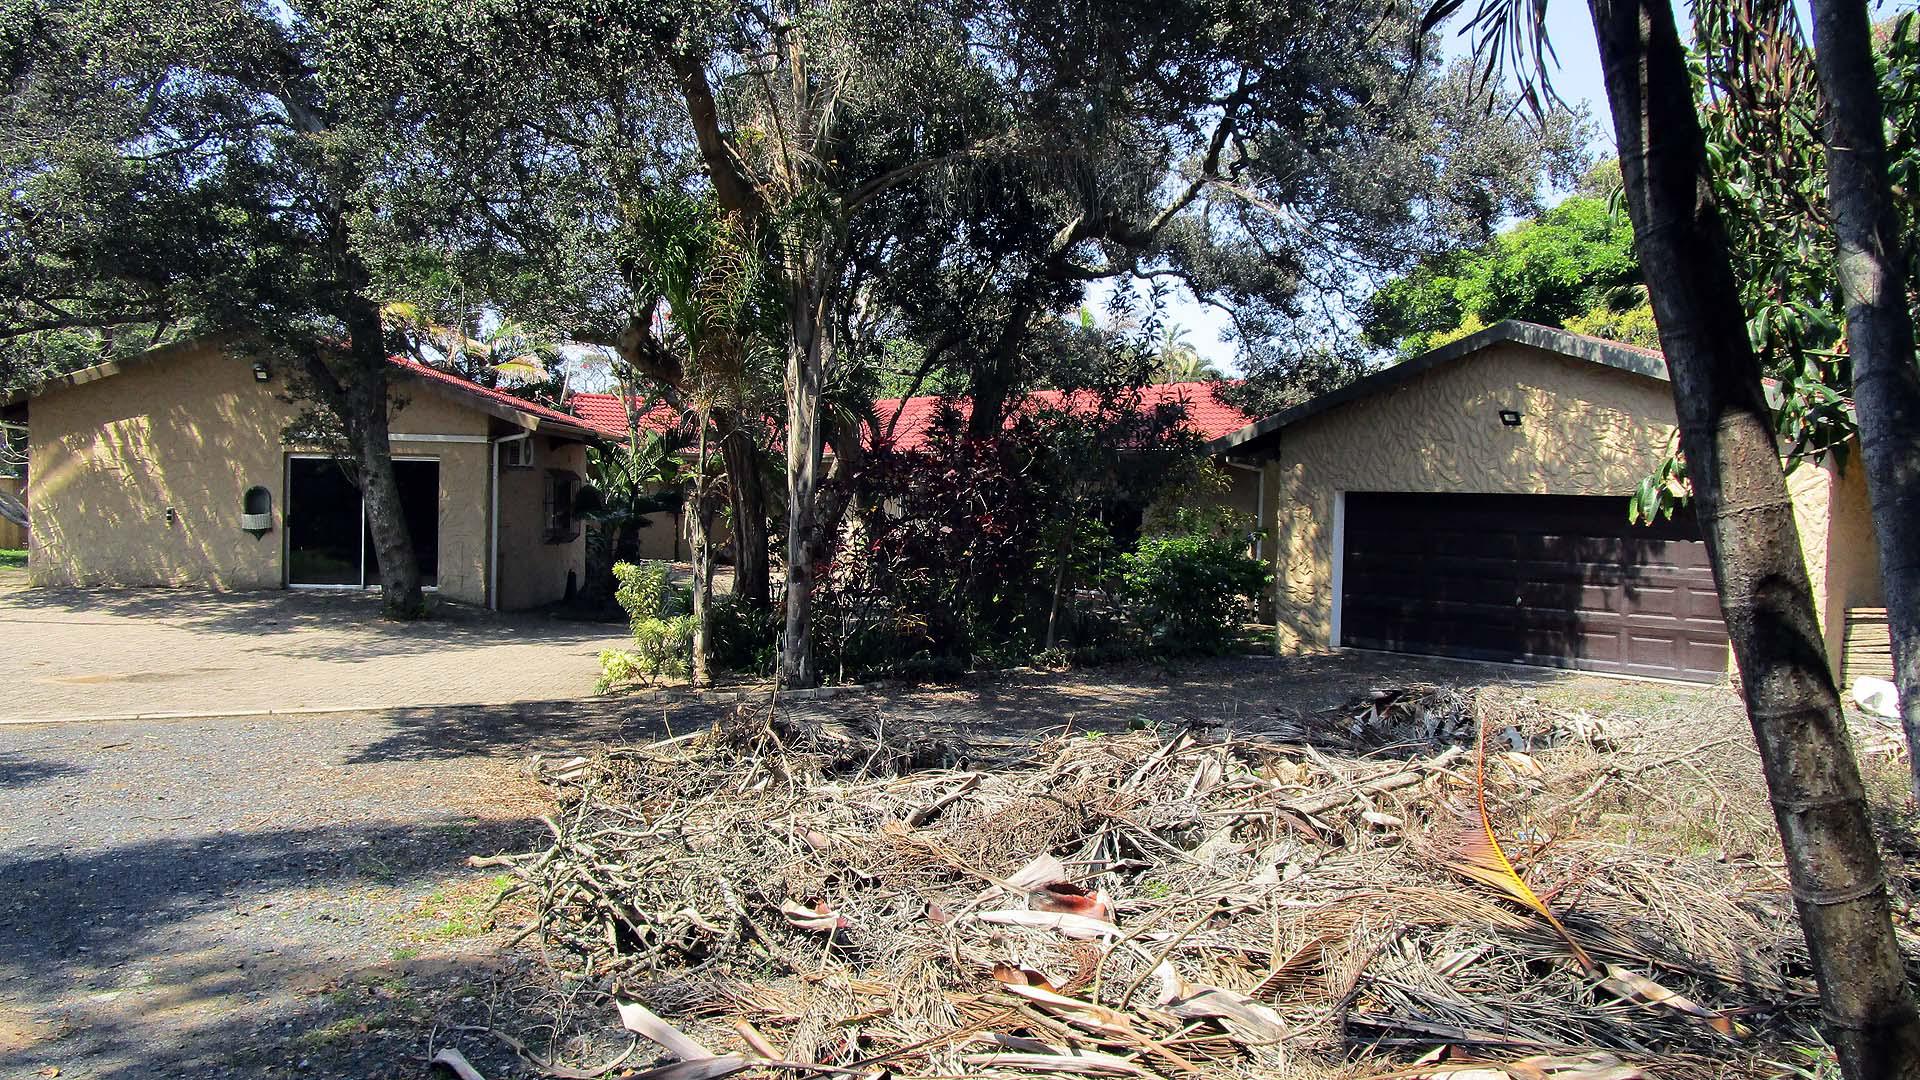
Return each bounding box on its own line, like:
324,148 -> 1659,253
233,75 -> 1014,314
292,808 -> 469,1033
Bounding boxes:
1328,490 -> 1348,649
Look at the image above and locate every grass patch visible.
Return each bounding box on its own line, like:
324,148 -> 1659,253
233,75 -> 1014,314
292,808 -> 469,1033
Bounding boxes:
395,874 -> 514,943
0,549 -> 23,570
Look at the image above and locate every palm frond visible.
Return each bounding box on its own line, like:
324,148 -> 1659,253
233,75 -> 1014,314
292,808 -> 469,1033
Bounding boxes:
1442,716 -> 1597,973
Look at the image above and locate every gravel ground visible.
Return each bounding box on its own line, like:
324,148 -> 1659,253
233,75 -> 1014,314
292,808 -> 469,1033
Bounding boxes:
0,653 -> 1715,1078
0,699 -> 670,1079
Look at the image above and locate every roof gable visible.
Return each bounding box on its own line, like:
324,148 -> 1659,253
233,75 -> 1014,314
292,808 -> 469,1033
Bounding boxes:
7,336 -> 604,441
385,356 -> 602,439
1208,321 -> 1670,456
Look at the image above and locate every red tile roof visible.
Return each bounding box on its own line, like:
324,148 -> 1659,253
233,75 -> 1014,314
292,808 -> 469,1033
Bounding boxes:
871,381 -> 1252,452
388,356 -> 611,437
558,381 -> 1251,453
566,391 -> 687,440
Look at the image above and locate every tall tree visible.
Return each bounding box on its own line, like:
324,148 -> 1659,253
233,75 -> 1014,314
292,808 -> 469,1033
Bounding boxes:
372,3 -> 788,612
1569,0 -> 1920,1073
628,191 -> 773,684
2,0 -> 434,615
862,46 -> 1588,438
1807,2 -> 1920,799
1361,182 -> 1650,355
646,0 -> 1038,686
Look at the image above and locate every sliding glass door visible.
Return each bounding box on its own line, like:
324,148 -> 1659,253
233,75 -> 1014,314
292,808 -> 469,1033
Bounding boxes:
286,456 -> 439,589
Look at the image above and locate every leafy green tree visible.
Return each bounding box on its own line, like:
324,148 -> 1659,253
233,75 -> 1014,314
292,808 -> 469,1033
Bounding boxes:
862,49 -> 1589,436
1,0 -> 454,616
1362,186 -> 1645,355
624,190 -> 775,684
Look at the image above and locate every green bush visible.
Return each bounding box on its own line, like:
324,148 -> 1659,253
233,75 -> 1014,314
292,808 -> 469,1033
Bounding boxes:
710,594 -> 779,676
1119,528 -> 1268,654
598,560 -> 694,688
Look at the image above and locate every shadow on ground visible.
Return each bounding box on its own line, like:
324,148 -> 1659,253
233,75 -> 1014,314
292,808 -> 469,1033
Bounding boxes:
2,586 -> 624,664
0,751 -> 87,788
0,812 -> 548,1078
0,814 -> 539,996
344,652 -> 1590,765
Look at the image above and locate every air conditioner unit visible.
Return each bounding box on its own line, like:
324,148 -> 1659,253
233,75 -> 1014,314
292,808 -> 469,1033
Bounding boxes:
502,438 -> 535,469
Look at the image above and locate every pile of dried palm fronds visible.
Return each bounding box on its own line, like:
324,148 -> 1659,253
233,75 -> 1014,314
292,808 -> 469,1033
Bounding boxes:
468,685 -> 1856,1080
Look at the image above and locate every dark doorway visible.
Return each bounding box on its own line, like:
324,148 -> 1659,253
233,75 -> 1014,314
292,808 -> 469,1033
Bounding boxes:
1339,491 -> 1729,682
286,456 -> 439,589
365,459 -> 440,588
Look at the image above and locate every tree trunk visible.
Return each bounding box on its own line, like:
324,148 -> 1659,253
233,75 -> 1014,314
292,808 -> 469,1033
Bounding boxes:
780,295 -> 828,689
691,410 -> 714,685
720,418 -> 771,609
1587,1 -> 1920,1074
964,296 -> 1039,440
1807,0 -> 1920,800
336,306 -> 422,618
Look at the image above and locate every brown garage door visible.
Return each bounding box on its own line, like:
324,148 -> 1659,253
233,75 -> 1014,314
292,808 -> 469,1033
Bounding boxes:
1340,492 -> 1729,682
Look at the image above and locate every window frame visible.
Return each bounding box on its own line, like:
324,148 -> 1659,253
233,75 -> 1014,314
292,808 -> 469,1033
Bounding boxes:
543,469 -> 580,543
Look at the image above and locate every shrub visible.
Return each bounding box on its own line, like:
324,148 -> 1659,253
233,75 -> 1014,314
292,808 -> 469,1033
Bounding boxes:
598,560 -> 694,688
710,594 -> 779,676
817,389 -> 1207,680
1120,525 -> 1268,654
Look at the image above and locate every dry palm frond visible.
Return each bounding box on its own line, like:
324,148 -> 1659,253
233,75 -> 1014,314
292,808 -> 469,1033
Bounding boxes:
481,687 -> 1808,1079
1441,715 -> 1597,974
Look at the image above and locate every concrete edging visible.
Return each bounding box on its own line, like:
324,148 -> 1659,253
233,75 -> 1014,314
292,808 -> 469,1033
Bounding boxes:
1,681 -> 874,726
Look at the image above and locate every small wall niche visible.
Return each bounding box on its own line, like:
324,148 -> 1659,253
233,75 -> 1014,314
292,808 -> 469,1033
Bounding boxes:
241,486 -> 274,532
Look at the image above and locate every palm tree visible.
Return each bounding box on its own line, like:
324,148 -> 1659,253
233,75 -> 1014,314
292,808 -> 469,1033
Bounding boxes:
1430,0 -> 1920,1073
380,304 -> 560,389
1151,324 -> 1225,383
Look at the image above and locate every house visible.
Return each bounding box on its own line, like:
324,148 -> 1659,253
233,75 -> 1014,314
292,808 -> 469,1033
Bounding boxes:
1210,320 -> 1888,685
565,393 -> 707,562
872,381 -> 1263,534
6,337 -> 623,610
564,381 -> 1262,561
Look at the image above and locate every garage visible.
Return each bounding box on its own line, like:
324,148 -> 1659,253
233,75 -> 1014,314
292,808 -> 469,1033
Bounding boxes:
1207,321 -> 1888,684
1338,491 -> 1730,682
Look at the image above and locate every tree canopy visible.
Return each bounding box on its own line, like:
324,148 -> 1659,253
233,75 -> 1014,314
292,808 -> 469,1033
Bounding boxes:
1360,169 -> 1651,357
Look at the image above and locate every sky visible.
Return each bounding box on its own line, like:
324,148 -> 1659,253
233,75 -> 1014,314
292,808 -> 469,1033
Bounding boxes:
1139,2 -> 1616,373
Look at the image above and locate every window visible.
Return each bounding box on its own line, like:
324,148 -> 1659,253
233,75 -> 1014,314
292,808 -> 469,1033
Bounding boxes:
544,470 -> 579,542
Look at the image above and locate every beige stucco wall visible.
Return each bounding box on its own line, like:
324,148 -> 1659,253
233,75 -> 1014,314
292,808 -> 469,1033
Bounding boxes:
495,435 -> 591,610
1825,455 -> 1884,611
24,341 -> 583,610
386,390 -> 491,606
1263,341 -> 1849,676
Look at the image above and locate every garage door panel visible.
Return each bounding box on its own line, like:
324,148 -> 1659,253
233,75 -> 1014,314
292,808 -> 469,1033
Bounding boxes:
1621,583 -> 1681,618
1340,492 -> 1729,682
1682,589 -> 1725,621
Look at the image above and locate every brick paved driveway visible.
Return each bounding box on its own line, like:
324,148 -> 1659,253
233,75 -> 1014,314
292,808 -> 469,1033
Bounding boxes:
0,578 -> 631,723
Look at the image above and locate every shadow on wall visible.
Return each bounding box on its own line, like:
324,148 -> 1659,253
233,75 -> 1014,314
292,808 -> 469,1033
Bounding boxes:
32,387 -> 300,591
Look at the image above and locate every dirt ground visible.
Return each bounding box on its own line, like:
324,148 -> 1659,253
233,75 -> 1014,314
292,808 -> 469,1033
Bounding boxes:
5,654 -> 1896,1079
